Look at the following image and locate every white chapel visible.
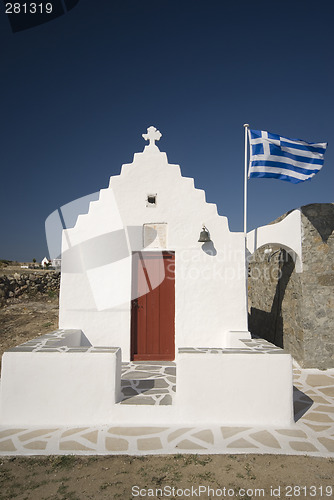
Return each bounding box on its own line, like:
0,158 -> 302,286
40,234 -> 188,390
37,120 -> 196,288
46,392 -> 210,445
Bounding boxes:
59,126 -> 250,361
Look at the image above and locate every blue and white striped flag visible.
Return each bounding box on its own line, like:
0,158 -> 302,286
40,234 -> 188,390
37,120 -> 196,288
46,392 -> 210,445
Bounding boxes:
248,130 -> 327,183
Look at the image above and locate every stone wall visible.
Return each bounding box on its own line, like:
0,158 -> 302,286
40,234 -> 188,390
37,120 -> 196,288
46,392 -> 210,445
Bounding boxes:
248,203 -> 334,369
0,272 -> 60,305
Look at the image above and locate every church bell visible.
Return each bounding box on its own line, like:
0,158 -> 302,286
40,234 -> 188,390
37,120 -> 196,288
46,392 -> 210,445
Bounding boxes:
198,225 -> 211,243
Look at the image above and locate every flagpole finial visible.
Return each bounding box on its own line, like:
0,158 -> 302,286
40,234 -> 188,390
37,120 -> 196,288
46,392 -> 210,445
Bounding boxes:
243,123 -> 250,128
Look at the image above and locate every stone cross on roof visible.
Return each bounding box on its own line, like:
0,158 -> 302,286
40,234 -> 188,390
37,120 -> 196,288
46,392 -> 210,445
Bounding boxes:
142,126 -> 162,148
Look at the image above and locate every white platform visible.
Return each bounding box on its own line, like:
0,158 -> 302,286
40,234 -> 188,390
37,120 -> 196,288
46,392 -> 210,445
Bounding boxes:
0,331 -> 294,428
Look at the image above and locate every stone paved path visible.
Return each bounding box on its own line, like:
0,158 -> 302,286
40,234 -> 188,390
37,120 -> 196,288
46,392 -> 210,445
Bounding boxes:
121,361 -> 176,405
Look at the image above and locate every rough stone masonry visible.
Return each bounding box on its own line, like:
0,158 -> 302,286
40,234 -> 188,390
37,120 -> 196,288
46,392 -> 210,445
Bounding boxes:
0,272 -> 60,306
248,203 -> 334,369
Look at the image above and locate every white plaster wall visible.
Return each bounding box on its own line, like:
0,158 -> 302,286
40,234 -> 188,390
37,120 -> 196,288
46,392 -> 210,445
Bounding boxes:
59,145 -> 248,358
0,349 -> 121,426
0,347 -> 293,427
176,352 -> 294,426
247,209 -> 303,272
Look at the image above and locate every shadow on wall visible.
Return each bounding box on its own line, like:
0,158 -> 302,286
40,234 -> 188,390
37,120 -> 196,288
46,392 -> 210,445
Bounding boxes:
301,203 -> 334,243
293,386 -> 313,422
248,250 -> 295,348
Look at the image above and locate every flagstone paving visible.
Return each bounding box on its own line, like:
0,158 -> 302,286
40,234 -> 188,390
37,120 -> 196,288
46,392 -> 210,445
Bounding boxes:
0,341 -> 333,457
121,361 -> 176,405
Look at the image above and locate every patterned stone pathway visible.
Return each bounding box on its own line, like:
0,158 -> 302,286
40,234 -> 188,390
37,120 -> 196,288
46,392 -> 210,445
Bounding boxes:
121,361 -> 176,405
0,355 -> 333,456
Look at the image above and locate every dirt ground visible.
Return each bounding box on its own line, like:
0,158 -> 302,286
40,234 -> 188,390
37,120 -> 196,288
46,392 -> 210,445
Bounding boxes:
0,453 -> 333,500
0,297 -> 333,500
0,299 -> 59,369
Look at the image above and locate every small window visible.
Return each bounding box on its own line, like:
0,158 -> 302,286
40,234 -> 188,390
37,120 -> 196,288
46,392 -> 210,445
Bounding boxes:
146,194 -> 157,207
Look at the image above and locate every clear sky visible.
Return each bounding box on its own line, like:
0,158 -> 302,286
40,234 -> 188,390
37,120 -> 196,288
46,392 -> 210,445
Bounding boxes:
1,0 -> 333,261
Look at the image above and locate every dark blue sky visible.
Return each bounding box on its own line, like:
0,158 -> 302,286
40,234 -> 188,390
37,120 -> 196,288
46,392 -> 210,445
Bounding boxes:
1,0 -> 333,261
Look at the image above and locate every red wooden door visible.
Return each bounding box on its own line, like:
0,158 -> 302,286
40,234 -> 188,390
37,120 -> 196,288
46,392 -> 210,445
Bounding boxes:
131,251 -> 175,361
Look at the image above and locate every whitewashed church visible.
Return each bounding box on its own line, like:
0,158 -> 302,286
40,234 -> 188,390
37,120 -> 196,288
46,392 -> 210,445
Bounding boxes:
59,126 -> 250,361
0,127 -> 295,428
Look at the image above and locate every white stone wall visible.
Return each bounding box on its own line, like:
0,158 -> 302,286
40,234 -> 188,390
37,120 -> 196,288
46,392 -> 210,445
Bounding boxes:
0,346 -> 121,426
0,332 -> 293,427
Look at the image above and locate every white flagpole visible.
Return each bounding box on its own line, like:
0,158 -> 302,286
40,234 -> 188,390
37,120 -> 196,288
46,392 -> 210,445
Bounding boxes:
243,123 -> 250,327
243,123 -> 250,237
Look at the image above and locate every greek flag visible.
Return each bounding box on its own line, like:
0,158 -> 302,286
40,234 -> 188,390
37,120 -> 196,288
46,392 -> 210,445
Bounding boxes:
248,130 -> 327,183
